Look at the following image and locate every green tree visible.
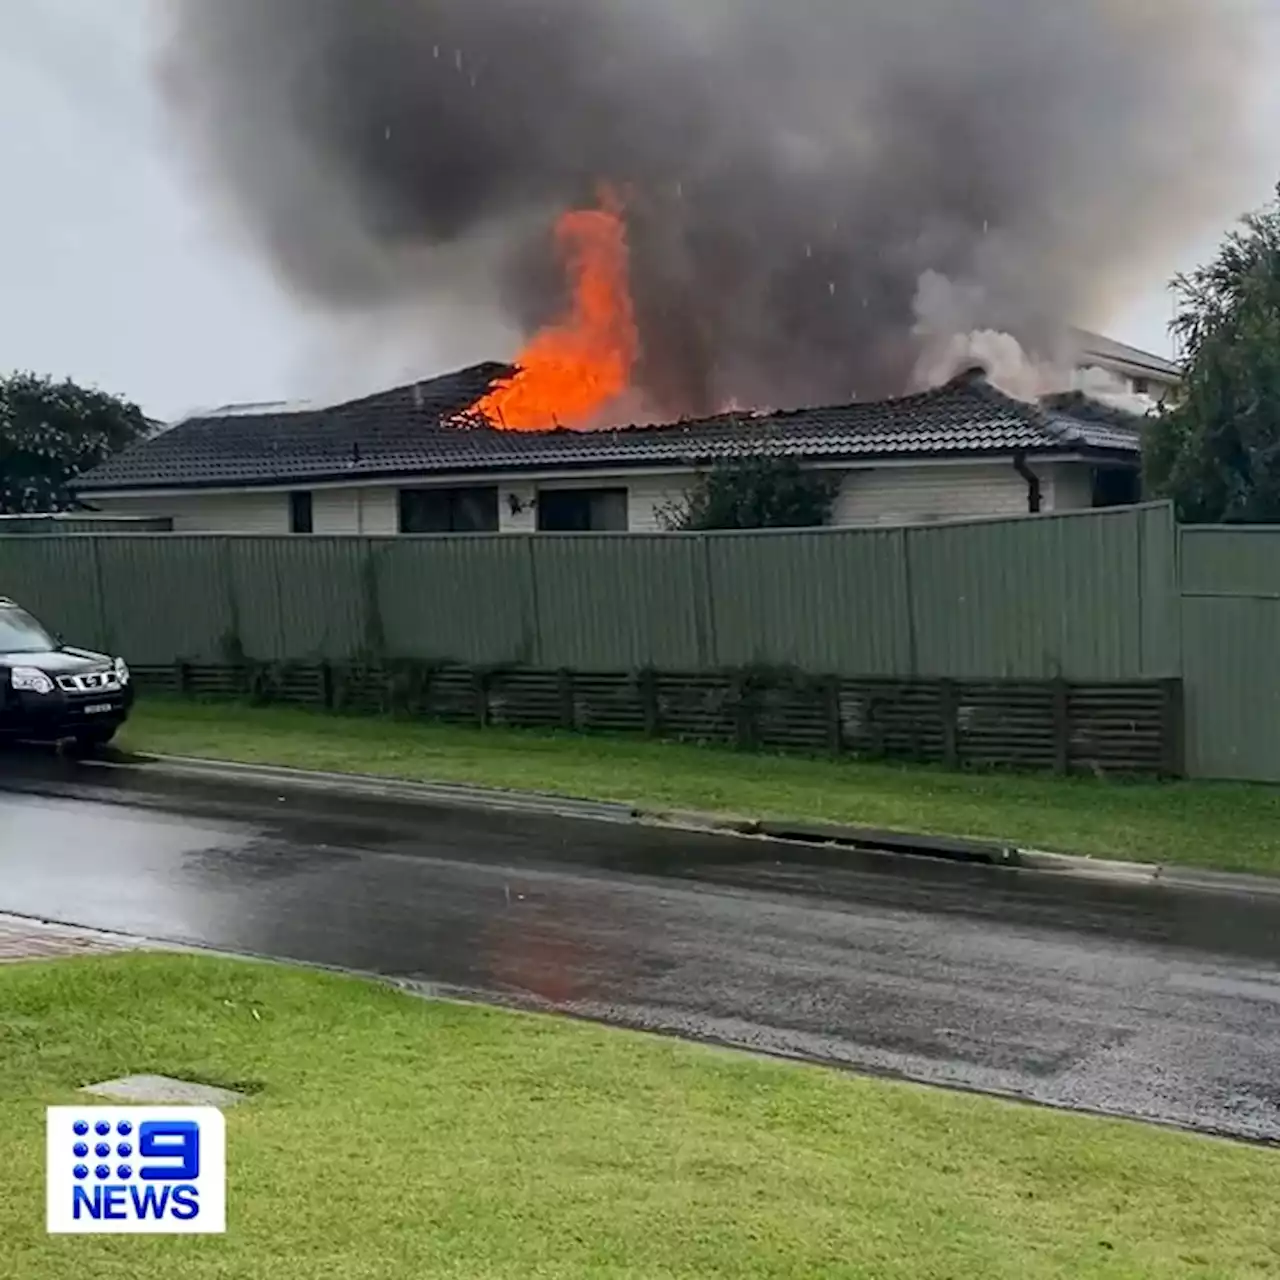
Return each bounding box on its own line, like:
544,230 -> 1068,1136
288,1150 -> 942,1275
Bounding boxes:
1145,184 -> 1280,523
0,373 -> 148,514
659,456 -> 839,531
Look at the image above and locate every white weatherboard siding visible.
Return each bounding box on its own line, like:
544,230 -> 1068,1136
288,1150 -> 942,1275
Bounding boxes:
1047,463 -> 1095,513
833,463 -> 1033,526
93,487 -> 400,534
581,460 -> 1099,531
85,458 -> 1108,535
358,488 -> 399,536
90,491 -> 289,534
312,487 -> 397,535
500,482 -> 538,534
614,460 -> 1097,532
626,473 -> 697,532
310,488 -> 360,534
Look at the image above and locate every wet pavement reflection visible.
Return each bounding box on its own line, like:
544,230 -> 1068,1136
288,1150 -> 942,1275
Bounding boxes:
3,752 -> 1280,1142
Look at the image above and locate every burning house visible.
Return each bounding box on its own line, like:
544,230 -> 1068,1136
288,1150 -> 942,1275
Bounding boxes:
78,191 -> 1150,533
74,365 -> 1146,536
99,0 -> 1260,532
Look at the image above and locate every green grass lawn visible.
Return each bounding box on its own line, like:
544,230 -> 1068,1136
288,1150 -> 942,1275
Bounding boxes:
3,953 -> 1279,1278
119,699 -> 1280,876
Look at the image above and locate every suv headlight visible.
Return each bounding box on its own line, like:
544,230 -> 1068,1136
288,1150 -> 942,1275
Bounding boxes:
114,657 -> 130,686
11,666 -> 54,695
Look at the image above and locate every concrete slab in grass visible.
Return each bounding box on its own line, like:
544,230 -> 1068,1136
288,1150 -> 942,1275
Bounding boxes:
81,1075 -> 248,1107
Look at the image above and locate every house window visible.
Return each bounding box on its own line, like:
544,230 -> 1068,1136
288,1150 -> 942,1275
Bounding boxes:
289,490 -> 313,534
398,486 -> 499,533
1132,377 -> 1151,397
536,488 -> 629,532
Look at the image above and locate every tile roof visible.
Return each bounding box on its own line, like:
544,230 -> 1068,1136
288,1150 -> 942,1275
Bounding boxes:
76,362 -> 1141,494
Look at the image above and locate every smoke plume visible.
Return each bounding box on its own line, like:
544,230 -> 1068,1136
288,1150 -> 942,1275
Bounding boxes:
154,0 -> 1264,416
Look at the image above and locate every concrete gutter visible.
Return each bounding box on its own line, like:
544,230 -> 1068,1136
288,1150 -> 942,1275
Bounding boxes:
636,808 -> 1020,865
32,750 -> 1280,901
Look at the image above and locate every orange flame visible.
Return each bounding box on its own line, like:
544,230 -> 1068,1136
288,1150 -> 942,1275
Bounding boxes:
470,188 -> 638,431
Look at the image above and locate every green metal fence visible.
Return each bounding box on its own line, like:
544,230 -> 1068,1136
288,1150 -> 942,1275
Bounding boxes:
19,499 -> 1280,781
0,503 -> 1178,680
1179,526 -> 1280,782
0,514 -> 172,535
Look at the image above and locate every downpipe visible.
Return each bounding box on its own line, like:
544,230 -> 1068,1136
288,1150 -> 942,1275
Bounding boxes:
1013,451 -> 1042,514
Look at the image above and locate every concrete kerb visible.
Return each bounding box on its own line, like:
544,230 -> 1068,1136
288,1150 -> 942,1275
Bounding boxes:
48,751 -> 1280,901
79,755 -> 1020,866
613,809 -> 1280,899
100,752 -> 639,825
1014,848 -> 1280,899
635,808 -> 1019,865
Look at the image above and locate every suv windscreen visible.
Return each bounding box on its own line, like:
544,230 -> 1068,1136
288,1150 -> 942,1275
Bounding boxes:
0,606 -> 56,654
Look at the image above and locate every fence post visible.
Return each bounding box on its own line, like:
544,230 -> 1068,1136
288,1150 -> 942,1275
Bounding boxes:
940,679 -> 960,769
900,527 -> 920,678
474,668 -> 491,729
361,540 -> 386,657
220,538 -> 241,665
694,535 -> 717,669
557,669 -> 576,731
823,676 -> 843,757
91,538 -> 111,656
731,672 -> 758,751
319,661 -> 335,710
1160,677 -> 1186,778
867,691 -> 887,758
1051,678 -> 1071,775
638,669 -> 661,737
524,537 -> 544,669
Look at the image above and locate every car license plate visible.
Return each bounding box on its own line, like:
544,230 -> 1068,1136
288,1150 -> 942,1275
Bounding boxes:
84,703 -> 115,716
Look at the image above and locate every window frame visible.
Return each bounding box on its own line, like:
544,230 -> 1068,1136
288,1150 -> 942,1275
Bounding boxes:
536,487 -> 630,533
398,485 -> 500,534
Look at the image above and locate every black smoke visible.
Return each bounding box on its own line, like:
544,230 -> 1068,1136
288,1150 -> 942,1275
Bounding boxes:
155,0 -> 1260,415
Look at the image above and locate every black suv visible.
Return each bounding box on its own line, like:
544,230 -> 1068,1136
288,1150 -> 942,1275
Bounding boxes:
0,598 -> 134,748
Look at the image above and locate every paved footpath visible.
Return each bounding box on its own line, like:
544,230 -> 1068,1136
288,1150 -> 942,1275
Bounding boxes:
0,913 -> 154,964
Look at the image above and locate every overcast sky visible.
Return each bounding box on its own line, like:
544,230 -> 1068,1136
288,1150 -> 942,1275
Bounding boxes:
2,0 -> 1278,422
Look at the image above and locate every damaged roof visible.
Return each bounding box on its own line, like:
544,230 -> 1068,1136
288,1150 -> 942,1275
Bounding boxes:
75,362 -> 1143,494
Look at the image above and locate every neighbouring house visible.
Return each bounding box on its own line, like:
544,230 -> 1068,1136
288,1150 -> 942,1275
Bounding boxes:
1072,328 -> 1182,405
74,361 -> 1146,535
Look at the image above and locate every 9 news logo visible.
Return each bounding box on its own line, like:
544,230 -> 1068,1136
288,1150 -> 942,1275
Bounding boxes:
46,1107 -> 226,1234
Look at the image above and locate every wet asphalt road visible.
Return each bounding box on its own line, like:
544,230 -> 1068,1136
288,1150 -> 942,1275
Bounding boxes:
3,755 -> 1280,1142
